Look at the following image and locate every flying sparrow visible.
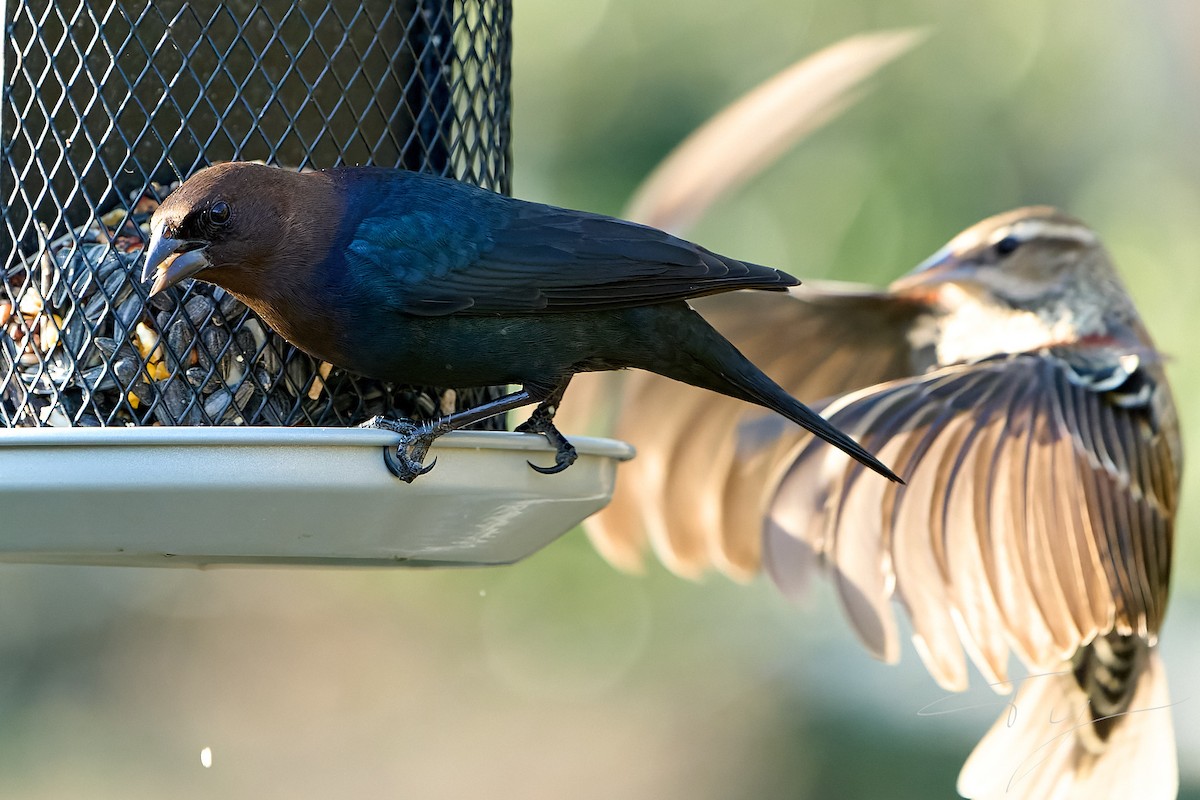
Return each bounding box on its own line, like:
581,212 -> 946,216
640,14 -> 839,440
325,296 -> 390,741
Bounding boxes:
589,208 -> 1180,799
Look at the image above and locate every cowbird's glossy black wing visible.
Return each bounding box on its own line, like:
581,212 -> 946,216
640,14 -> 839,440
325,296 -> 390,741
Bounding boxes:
764,352 -> 1177,691
341,173 -> 796,316
580,283 -> 925,578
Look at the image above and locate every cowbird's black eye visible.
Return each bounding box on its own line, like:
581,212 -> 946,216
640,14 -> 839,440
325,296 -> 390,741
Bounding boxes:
993,235 -> 1020,256
207,201 -> 231,228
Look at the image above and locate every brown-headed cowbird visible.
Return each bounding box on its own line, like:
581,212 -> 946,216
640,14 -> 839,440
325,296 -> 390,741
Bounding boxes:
589,208 -> 1180,799
139,162 -> 898,484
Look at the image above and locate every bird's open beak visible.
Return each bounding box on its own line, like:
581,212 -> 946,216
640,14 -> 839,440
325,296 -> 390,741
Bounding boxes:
141,227 -> 210,297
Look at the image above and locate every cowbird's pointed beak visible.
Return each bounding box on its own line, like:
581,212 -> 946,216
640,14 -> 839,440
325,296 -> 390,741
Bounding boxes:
142,227 -> 210,296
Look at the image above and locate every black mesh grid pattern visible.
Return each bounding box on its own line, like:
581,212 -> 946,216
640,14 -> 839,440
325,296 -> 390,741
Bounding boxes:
1,0 -> 512,428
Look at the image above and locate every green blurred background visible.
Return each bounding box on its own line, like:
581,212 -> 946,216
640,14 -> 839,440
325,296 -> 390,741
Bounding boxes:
2,0 -> 1199,796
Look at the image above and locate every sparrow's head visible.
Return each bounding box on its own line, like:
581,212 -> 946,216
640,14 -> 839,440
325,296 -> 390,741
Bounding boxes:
890,207 -> 1133,322
141,162 -> 329,298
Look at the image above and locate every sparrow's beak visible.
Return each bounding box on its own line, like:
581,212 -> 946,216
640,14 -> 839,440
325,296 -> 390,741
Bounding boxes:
889,245 -> 976,294
141,226 -> 210,296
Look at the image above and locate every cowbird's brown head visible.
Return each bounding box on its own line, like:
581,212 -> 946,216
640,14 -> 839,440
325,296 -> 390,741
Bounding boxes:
142,162 -> 333,298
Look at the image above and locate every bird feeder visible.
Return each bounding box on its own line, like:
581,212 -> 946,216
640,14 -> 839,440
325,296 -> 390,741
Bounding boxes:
0,0 -> 632,564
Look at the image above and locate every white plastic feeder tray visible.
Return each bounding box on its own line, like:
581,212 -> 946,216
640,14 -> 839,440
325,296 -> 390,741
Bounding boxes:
0,427 -> 634,567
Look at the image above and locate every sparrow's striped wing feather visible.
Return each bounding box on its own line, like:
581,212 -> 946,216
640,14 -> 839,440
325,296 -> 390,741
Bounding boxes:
980,375 -> 1062,668
765,354 -> 1177,687
892,399 -> 974,690
1023,385 -> 1085,657
581,285 -> 923,580
942,402 -> 1013,685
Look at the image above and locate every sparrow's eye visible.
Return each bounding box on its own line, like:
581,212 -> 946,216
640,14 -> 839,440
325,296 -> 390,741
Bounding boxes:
207,200 -> 231,228
993,235 -> 1021,256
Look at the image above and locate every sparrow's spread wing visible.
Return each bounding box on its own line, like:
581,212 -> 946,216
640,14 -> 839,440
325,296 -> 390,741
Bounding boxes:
582,283 -> 925,579
764,352 -> 1178,689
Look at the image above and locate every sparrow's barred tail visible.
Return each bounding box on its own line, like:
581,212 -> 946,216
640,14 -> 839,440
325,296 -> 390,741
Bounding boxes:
957,646 -> 1176,799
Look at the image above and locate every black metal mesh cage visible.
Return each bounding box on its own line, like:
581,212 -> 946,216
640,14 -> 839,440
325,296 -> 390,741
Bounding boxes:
1,0 -> 511,428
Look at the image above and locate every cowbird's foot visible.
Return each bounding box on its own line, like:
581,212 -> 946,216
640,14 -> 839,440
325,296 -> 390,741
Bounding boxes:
516,413 -> 578,475
360,415 -> 438,483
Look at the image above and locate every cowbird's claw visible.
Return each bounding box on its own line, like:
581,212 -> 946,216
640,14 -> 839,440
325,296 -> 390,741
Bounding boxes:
361,415 -> 439,483
516,412 -> 578,476
383,446 -> 437,483
526,449 -> 577,475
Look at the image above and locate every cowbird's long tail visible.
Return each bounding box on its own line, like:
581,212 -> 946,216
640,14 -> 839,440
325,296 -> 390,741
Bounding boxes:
656,306 -> 901,483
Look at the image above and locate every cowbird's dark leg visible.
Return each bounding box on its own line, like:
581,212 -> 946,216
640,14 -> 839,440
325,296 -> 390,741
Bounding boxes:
362,386 -> 548,483
514,378 -> 578,475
